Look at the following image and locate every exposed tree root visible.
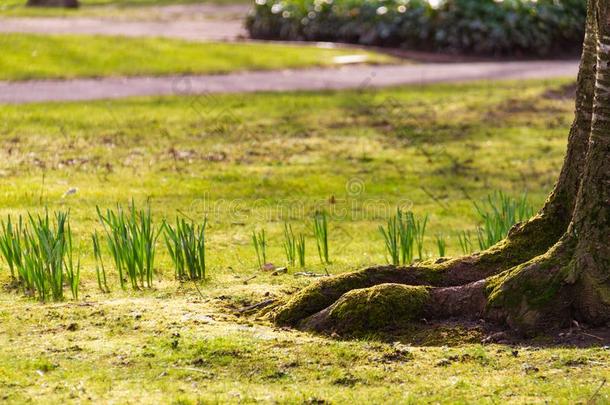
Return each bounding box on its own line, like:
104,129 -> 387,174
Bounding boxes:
273,212 -> 568,327
289,238 -> 580,336
298,284 -> 431,333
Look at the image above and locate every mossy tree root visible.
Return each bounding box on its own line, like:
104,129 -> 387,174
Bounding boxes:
273,213 -> 569,327
296,238 -> 585,335
298,280 -> 489,334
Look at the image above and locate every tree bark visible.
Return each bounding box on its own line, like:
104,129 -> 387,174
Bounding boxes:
272,0 -> 610,336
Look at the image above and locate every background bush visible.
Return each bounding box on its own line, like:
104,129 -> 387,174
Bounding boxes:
246,0 -> 586,56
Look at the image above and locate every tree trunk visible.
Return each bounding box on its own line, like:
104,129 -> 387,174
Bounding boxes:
272,0 -> 610,336
26,0 -> 79,8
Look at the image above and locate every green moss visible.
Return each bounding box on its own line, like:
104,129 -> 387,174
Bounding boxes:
484,238 -> 577,331
274,270 -> 376,326
323,284 -> 430,333
273,266 -> 440,326
469,210 -> 568,272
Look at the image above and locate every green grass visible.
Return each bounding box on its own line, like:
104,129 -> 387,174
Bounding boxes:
251,228 -> 267,269
0,79 -> 608,403
0,0 -> 250,17
164,216 -> 208,281
0,33 -> 396,81
474,191 -> 534,250
282,222 -> 296,266
0,210 -> 80,301
97,202 -> 160,290
313,210 -> 330,264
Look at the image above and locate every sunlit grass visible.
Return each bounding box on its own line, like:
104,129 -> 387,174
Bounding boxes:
0,79 -> 603,404
0,33 -> 397,81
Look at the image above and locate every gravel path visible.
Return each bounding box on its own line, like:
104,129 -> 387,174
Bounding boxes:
0,60 -> 578,104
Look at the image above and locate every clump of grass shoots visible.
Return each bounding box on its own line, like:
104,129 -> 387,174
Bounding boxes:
457,230 -> 474,255
96,201 -> 161,290
92,231 -> 110,293
282,223 -> 296,266
296,233 -> 306,268
313,211 -> 330,264
380,209 -> 428,265
379,214 -> 400,265
435,233 -> 446,257
397,209 -> 415,265
164,217 -> 208,281
252,228 -> 267,269
474,191 -> 534,250
410,212 -> 429,261
64,222 -> 81,300
0,215 -> 23,280
10,210 -> 80,302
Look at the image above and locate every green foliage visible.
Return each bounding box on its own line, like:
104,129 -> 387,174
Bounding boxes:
457,230 -> 474,255
247,0 -> 586,56
379,214 -> 400,265
96,201 -> 161,290
0,211 -> 79,301
411,212 -> 429,261
296,233 -> 306,268
435,233 -> 446,258
474,191 -> 534,250
64,222 -> 81,300
164,217 -> 208,281
313,211 -> 329,264
0,215 -> 23,280
397,210 -> 415,265
282,223 -> 296,266
92,231 -> 110,293
252,229 -> 267,269
379,209 -> 428,264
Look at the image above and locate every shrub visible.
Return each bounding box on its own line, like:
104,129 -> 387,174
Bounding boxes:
246,0 -> 585,56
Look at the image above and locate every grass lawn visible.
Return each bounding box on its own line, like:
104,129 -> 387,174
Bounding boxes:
0,0 -> 249,17
0,79 -> 608,403
0,33 -> 396,81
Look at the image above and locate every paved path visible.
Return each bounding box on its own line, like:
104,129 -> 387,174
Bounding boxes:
0,14 -> 247,41
0,61 -> 578,104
